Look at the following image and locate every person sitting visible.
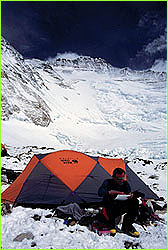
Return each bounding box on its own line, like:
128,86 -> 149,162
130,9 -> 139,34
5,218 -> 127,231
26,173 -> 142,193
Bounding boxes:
98,167 -> 140,237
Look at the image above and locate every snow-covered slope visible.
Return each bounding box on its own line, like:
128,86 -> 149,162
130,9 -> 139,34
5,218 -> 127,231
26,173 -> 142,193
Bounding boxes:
151,59 -> 167,72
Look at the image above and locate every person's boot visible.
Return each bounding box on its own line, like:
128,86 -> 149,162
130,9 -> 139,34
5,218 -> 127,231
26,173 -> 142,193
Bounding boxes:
110,228 -> 117,236
121,214 -> 140,238
108,219 -> 117,236
122,224 -> 140,238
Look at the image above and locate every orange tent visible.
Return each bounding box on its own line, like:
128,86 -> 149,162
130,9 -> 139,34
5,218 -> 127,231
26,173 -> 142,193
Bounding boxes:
1,150 -> 159,206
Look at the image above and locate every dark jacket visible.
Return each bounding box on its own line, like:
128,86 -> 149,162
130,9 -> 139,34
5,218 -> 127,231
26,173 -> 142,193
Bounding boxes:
98,178 -> 131,200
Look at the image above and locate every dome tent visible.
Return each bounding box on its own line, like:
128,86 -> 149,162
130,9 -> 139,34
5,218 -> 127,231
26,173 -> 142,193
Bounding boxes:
1,150 -> 159,207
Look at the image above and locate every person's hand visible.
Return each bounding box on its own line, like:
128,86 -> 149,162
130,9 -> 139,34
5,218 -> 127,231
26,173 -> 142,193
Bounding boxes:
127,193 -> 134,199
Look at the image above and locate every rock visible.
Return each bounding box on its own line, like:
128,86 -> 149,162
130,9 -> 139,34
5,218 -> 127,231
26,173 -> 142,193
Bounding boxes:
1,181 -> 8,185
149,174 -> 159,180
1,203 -> 12,215
124,241 -> 140,249
133,158 -> 153,166
13,232 -> 34,242
31,241 -> 37,247
32,214 -> 41,221
1,167 -> 21,183
45,214 -> 52,218
1,174 -> 8,185
124,241 -> 132,249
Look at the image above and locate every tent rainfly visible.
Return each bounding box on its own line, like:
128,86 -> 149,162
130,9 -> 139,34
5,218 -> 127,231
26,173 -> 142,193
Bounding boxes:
1,150 -> 159,206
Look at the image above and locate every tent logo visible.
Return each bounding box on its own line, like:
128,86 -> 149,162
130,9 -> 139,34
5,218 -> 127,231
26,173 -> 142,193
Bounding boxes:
59,157 -> 78,165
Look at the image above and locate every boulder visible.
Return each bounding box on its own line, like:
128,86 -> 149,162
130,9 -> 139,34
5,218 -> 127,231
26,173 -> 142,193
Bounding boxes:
13,232 -> 34,242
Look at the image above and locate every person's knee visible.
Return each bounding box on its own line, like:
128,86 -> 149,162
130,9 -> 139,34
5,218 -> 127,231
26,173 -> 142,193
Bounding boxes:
128,198 -> 139,206
126,199 -> 139,213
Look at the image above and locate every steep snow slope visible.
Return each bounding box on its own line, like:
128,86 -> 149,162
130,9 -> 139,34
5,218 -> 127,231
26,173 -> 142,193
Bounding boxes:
1,37 -> 51,126
151,59 -> 167,72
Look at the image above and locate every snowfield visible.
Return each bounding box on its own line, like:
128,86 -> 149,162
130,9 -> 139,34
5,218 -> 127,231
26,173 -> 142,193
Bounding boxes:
1,145 -> 167,249
1,205 -> 167,249
1,37 -> 167,249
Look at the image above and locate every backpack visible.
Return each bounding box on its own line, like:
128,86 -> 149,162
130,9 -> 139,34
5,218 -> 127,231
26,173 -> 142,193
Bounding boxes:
137,200 -> 162,227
